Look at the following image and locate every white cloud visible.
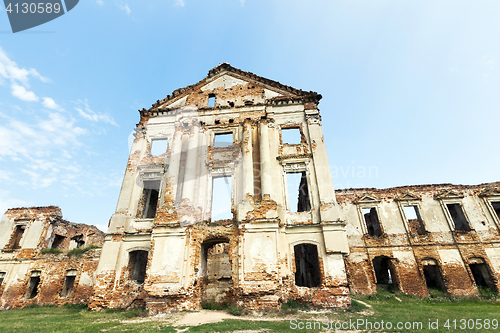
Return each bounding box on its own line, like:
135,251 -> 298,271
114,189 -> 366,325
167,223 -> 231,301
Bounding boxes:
11,84 -> 38,102
74,100 -> 118,126
175,0 -> 185,6
118,3 -> 131,14
0,111 -> 86,159
42,97 -> 63,110
239,0 -> 245,5
96,0 -> 104,6
0,46 -> 50,102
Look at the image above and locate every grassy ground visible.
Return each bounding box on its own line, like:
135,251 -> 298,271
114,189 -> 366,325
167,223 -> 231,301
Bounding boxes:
1,289 -> 500,332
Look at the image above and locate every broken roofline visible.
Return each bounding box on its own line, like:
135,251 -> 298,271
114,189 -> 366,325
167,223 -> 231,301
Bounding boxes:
143,63 -> 322,111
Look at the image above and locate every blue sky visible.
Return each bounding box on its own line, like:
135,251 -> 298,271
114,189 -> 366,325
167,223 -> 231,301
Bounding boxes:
0,0 -> 499,231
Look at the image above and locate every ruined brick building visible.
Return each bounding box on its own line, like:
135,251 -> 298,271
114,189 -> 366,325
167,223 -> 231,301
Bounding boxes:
0,64 -> 499,311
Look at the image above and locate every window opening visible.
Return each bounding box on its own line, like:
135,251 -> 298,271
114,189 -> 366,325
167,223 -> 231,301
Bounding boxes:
422,260 -> 446,292
150,139 -> 168,156
129,250 -> 148,283
51,234 -> 65,249
363,207 -> 382,237
446,203 -> 470,231
372,256 -> 398,289
71,235 -> 84,249
213,133 -> 233,148
491,201 -> 500,220
141,180 -> 160,219
281,127 -> 301,144
11,225 -> 25,250
286,172 -> 310,213
404,205 -> 426,235
26,271 -> 41,299
294,244 -> 321,287
211,176 -> 232,220
60,270 -> 77,298
0,272 -> 5,287
469,260 -> 495,290
208,94 -> 215,107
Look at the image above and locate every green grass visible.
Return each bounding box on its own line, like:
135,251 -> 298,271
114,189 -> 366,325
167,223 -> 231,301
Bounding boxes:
40,248 -> 63,255
1,293 -> 500,332
66,245 -> 100,257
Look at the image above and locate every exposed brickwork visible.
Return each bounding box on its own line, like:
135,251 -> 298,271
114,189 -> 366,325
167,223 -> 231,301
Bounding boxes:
0,207 -> 104,309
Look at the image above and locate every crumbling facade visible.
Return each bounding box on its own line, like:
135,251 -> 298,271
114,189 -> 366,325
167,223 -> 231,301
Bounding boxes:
0,206 -> 105,309
0,64 -> 498,312
339,183 -> 500,297
90,63 -> 350,312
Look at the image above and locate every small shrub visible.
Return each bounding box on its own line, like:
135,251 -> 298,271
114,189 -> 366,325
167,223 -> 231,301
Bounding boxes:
281,299 -> 299,312
226,304 -> 244,316
281,299 -> 310,313
428,287 -> 446,299
122,307 -> 148,318
201,302 -> 225,310
41,248 -> 62,255
62,303 -> 88,310
67,245 -> 100,257
478,286 -> 498,299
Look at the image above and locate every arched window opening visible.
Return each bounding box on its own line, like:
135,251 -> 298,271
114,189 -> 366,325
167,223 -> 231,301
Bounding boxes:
469,258 -> 496,291
421,259 -> 446,292
372,256 -> 398,289
26,271 -> 41,299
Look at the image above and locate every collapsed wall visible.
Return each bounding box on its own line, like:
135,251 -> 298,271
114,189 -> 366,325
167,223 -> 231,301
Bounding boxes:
339,183 -> 500,297
0,206 -> 105,309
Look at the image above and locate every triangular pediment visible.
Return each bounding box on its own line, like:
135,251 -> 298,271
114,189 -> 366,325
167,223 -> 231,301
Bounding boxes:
148,63 -> 321,111
479,187 -> 500,198
353,194 -> 380,204
434,190 -> 464,200
395,192 -> 421,201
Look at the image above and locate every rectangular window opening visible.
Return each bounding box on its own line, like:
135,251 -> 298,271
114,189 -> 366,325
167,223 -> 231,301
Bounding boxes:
150,139 -> 168,156
208,94 -> 216,107
422,264 -> 446,292
491,201 -> 500,220
51,234 -> 65,249
129,250 -> 148,284
11,225 -> 25,250
60,270 -> 77,298
281,127 -> 301,144
294,244 -> 321,287
363,207 -> 383,237
286,172 -> 310,213
142,181 -> 160,219
403,205 -> 426,235
27,271 -> 41,299
211,176 -> 232,221
469,263 -> 495,290
0,272 -> 5,287
446,203 -> 470,231
213,133 -> 233,148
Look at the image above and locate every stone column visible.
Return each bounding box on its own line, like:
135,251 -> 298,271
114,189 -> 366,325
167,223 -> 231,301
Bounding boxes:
242,120 -> 254,197
259,119 -> 272,199
182,124 -> 200,204
165,129 -> 184,207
